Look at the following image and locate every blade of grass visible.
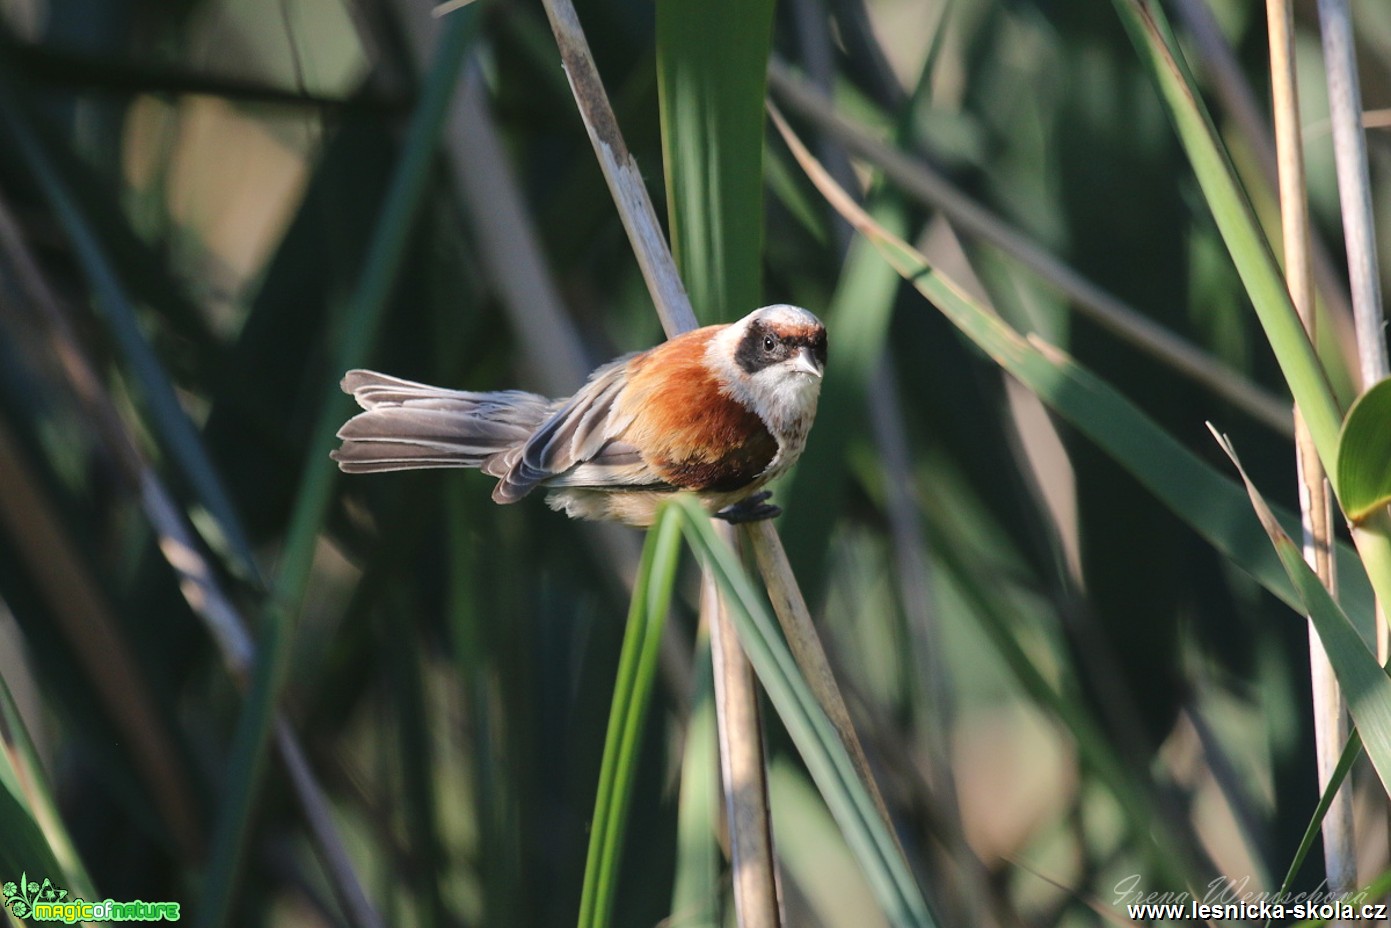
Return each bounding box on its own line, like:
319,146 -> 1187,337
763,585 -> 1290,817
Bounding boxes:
577,508 -> 683,928
770,102 -> 1375,627
671,496 -> 937,928
1168,0 -> 1359,400
0,785 -> 67,904
1268,730 -> 1362,926
1111,0 -> 1341,462
0,675 -> 95,899
669,642 -> 720,928
656,0 -> 774,319
197,11 -> 479,926
1212,428 -> 1391,795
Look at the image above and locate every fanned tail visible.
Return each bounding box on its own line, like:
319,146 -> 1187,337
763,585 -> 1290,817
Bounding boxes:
331,370 -> 555,475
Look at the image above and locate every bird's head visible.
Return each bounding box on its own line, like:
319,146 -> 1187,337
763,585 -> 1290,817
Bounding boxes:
709,304 -> 826,437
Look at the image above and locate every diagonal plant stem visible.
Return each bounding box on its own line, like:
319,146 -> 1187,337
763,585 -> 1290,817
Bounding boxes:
1265,0 -> 1355,897
539,0 -> 698,336
274,721 -> 384,928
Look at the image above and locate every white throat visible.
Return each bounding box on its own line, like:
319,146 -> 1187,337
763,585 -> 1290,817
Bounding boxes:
705,325 -> 823,441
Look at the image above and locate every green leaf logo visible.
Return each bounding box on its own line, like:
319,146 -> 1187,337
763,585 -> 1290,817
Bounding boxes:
3,871 -> 68,919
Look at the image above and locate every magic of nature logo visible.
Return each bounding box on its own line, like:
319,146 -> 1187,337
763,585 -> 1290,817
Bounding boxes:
3,872 -> 180,923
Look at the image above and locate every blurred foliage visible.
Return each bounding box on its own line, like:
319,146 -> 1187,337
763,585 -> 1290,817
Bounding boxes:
1,0 -> 1390,925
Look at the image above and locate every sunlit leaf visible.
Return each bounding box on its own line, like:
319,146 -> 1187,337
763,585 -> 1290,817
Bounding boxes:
1214,429 -> 1391,795
1335,378 -> 1391,523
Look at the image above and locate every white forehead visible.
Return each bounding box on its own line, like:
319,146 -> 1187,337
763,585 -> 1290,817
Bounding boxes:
744,304 -> 821,330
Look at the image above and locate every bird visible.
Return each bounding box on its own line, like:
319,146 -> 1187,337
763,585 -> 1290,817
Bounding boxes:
332,304 -> 826,526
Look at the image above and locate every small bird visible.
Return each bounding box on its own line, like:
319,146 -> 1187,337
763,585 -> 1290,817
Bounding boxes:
332,304 -> 826,526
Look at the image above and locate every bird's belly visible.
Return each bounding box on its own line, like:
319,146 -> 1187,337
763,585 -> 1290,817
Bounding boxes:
545,483 -> 770,527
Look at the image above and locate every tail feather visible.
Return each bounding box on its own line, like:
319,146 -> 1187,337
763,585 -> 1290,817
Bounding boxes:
332,370 -> 555,475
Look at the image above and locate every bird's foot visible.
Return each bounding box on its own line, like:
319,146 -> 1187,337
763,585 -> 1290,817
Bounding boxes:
715,491 -> 780,524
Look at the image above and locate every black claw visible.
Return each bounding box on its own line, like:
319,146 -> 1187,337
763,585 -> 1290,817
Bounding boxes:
715,492 -> 781,524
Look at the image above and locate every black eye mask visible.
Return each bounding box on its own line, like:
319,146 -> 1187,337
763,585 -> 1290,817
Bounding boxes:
736,322 -> 826,374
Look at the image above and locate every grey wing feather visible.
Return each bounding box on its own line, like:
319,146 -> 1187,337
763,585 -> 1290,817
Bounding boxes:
492,355 -> 642,502
546,443 -> 667,489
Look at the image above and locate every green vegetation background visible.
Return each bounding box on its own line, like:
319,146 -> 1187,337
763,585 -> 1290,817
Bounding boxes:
0,0 -> 1389,925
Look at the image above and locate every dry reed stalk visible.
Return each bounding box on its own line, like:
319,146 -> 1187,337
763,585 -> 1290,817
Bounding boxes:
1266,0 -> 1355,897
538,1 -> 778,922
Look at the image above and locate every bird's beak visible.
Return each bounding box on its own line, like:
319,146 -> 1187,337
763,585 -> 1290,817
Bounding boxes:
790,346 -> 823,378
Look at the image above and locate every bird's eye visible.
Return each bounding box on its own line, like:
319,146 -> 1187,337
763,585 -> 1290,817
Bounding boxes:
763,334 -> 776,352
